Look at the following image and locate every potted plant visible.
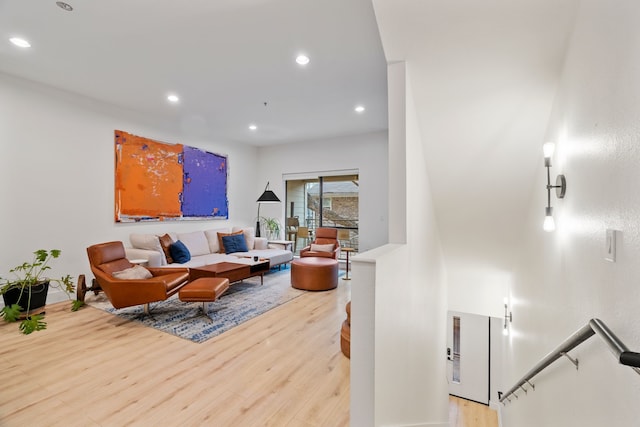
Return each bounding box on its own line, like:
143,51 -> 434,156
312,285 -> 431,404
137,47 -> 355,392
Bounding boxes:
1,249 -> 83,334
260,217 -> 281,240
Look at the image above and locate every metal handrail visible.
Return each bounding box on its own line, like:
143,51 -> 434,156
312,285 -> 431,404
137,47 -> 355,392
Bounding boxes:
500,318 -> 640,403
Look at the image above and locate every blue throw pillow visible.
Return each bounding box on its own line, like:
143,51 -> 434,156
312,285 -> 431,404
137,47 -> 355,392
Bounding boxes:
222,234 -> 248,254
169,240 -> 191,264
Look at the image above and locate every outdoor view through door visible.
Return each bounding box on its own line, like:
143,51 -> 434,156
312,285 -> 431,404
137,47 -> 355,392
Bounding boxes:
285,174 -> 359,257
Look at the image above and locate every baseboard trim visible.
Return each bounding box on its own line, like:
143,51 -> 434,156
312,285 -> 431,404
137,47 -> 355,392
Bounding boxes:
383,422 -> 449,427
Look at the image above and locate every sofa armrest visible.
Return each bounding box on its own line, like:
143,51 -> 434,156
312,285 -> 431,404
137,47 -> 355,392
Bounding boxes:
124,248 -> 163,267
254,237 -> 269,250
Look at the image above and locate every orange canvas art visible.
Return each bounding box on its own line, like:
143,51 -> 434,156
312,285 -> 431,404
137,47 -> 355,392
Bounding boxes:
115,131 -> 183,221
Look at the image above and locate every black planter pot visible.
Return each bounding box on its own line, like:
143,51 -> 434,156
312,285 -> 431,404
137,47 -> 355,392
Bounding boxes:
2,281 -> 49,314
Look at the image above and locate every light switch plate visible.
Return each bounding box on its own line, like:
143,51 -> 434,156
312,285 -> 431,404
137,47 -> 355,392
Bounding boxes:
605,229 -> 617,262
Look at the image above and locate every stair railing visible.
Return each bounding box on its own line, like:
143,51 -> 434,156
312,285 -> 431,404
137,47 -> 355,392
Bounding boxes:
499,318 -> 640,404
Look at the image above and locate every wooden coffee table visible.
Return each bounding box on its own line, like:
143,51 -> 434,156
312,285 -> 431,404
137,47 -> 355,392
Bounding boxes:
189,260 -> 270,285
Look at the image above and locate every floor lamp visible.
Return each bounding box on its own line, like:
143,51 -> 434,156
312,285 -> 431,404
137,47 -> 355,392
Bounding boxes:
256,182 -> 281,237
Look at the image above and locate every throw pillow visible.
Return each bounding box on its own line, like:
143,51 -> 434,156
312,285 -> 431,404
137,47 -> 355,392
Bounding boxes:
130,233 -> 166,265
221,234 -> 249,254
204,228 -> 231,253
217,230 -> 244,253
176,231 -> 210,256
310,243 -> 334,253
169,240 -> 191,264
112,265 -> 153,280
158,233 -> 174,264
232,226 -> 255,251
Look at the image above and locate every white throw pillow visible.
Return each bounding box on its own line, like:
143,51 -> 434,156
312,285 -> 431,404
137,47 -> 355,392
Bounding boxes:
130,233 -> 162,252
310,243 -> 334,253
177,231 -> 210,256
130,234 -> 165,264
112,265 -> 153,280
204,228 -> 231,253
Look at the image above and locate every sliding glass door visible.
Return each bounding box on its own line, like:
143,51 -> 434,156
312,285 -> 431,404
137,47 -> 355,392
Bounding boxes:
285,174 -> 359,256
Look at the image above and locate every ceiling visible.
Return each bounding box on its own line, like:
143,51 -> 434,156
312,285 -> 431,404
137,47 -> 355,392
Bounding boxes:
373,0 -> 580,276
2,0 -> 583,281
0,0 -> 388,145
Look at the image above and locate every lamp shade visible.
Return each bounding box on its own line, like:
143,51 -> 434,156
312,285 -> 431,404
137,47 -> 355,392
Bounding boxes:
257,190 -> 280,203
543,142 -> 555,159
255,182 -> 281,238
543,207 -> 555,232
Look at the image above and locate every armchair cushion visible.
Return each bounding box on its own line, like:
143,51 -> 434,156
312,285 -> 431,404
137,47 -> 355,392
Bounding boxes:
169,240 -> 191,264
311,243 -> 335,253
112,265 -> 153,280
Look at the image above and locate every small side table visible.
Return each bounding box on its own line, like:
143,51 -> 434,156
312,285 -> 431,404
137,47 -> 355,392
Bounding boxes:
341,248 -> 355,280
268,240 -> 294,252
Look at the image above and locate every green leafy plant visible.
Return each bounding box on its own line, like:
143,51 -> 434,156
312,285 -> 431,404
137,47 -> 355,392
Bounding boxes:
260,217 -> 281,239
1,249 -> 83,334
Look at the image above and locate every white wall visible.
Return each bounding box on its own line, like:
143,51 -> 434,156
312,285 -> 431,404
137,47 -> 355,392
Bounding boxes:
489,316 -> 505,410
448,270 -> 511,319
502,1 -> 640,425
351,61 -> 448,427
0,73 -> 257,298
256,131 -> 389,252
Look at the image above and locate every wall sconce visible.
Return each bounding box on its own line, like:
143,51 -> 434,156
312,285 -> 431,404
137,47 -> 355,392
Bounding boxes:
255,182 -> 281,237
543,142 -> 566,232
503,298 -> 512,336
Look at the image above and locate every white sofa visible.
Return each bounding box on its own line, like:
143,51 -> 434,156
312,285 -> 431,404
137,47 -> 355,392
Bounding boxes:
124,226 -> 293,269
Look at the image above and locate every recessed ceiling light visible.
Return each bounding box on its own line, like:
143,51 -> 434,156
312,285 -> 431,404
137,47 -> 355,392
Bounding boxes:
167,94 -> 179,103
249,124 -> 257,131
354,105 -> 365,113
9,37 -> 31,48
56,1 -> 73,11
295,55 -> 310,66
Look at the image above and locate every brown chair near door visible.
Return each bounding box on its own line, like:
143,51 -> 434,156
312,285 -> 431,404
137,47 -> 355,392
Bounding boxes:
286,217 -> 299,251
337,229 -> 352,249
297,226 -> 310,250
300,227 -> 340,259
85,241 -> 190,312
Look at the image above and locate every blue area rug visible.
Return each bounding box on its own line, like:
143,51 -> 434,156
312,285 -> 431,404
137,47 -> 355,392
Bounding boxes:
86,268 -> 303,343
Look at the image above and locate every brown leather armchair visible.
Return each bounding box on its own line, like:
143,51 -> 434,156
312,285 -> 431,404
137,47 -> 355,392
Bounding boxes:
300,227 -> 340,259
86,241 -> 189,311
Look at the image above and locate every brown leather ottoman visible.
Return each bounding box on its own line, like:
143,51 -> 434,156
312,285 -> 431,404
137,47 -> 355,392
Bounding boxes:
291,257 -> 338,291
178,277 -> 230,314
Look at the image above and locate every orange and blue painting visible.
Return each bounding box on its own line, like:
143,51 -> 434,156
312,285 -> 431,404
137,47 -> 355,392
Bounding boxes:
115,130 -> 228,222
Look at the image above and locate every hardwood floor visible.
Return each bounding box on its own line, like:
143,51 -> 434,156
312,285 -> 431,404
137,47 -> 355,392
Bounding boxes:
1,276 -> 499,427
449,396 -> 499,427
0,277 -> 351,426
